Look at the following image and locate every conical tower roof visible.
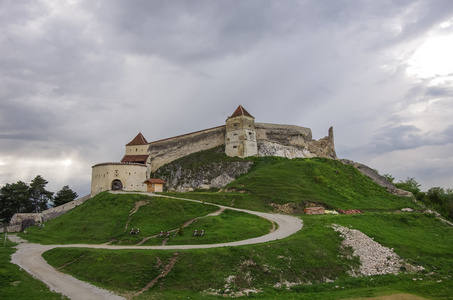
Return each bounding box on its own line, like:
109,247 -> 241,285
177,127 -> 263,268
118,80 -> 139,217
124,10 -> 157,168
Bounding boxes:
126,132 -> 148,146
230,105 -> 253,118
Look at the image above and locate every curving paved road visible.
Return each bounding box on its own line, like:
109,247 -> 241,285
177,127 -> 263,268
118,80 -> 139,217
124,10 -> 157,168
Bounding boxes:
10,193 -> 303,300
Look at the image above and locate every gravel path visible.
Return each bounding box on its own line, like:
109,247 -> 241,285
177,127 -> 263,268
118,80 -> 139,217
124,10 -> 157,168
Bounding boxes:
9,193 -> 303,300
332,224 -> 424,276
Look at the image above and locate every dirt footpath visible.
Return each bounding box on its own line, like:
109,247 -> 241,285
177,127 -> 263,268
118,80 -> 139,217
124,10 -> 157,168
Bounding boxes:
9,235 -> 125,300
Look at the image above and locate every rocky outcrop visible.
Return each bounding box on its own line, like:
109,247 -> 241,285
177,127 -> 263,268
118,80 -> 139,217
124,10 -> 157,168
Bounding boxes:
332,224 -> 424,276
257,141 -> 315,159
153,161 -> 254,192
340,159 -> 413,197
304,207 -> 325,215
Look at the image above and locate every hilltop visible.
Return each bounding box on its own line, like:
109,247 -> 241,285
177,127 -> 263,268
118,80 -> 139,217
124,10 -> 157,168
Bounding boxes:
4,151 -> 452,299
154,147 -> 417,212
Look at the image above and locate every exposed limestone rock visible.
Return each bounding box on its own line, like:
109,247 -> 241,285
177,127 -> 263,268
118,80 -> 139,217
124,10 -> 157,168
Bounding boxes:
304,207 -> 325,215
340,159 -> 413,197
257,141 -> 315,159
154,161 -> 253,192
270,202 -> 305,214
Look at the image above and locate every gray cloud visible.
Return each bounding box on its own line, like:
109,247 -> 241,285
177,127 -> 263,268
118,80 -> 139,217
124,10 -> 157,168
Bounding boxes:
1,0 -> 453,195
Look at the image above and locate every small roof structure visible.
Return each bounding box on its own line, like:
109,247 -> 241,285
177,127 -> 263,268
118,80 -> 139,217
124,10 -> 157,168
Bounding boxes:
143,179 -> 166,184
126,132 -> 148,146
230,105 -> 254,118
120,155 -> 149,164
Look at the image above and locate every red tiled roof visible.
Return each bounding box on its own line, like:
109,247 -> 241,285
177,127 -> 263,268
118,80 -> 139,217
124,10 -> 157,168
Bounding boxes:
144,178 -> 166,184
120,155 -> 149,163
230,105 -> 253,118
126,132 -> 149,146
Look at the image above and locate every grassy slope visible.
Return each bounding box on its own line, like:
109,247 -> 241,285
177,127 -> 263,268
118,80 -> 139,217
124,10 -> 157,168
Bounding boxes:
167,156 -> 418,212
21,192 -> 272,245
11,155 -> 453,299
42,212 -> 453,299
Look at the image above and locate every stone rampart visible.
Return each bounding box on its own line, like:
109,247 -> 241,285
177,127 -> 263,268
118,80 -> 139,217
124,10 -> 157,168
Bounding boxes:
147,123 -> 337,171
149,126 -> 226,172
255,123 -> 336,159
41,194 -> 92,221
1,194 -> 92,232
256,123 -> 313,143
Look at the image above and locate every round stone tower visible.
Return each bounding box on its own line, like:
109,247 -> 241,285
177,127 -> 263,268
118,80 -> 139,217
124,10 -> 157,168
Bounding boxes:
225,105 -> 258,158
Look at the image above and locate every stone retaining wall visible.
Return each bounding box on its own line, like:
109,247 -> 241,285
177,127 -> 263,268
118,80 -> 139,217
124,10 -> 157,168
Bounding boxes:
1,194 -> 92,233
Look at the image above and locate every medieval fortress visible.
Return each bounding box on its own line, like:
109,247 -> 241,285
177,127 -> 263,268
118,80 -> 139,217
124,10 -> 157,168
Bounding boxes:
91,106 -> 336,196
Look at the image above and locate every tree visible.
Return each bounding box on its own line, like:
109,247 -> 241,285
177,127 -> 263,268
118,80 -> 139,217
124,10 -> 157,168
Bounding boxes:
382,174 -> 395,184
53,185 -> 78,207
29,175 -> 53,213
427,187 -> 445,205
0,181 -> 33,222
394,177 -> 422,198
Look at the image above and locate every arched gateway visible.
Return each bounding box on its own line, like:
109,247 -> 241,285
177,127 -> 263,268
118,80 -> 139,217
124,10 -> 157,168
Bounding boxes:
111,179 -> 123,191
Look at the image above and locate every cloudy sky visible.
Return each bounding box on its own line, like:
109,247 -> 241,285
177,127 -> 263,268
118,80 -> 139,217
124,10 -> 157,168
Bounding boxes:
1,0 -> 453,196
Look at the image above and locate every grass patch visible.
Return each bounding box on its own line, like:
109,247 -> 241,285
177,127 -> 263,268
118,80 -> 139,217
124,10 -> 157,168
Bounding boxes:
21,192 -> 218,245
21,192 -> 273,246
164,209 -> 273,245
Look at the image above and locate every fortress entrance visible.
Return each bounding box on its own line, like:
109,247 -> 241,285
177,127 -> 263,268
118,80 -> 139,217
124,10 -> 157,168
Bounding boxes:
21,219 -> 35,231
111,179 -> 123,191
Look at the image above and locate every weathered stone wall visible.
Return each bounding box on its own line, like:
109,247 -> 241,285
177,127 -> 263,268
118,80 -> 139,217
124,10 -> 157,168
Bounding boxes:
307,126 -> 336,159
256,123 -> 313,142
125,144 -> 149,155
255,123 -> 336,159
91,163 -> 148,196
148,126 -> 226,172
147,123 -> 337,175
1,194 -> 92,232
6,213 -> 42,232
41,194 -> 92,221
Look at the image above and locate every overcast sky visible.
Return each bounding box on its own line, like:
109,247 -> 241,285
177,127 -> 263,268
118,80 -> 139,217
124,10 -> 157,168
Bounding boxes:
1,0 -> 453,196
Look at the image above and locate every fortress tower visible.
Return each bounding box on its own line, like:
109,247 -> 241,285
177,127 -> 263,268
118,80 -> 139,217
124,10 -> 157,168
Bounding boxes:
225,105 -> 258,158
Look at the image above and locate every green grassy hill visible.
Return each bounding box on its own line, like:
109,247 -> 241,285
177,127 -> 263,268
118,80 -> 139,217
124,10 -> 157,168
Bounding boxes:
22,193 -> 272,245
6,153 -> 453,299
167,156 -> 418,212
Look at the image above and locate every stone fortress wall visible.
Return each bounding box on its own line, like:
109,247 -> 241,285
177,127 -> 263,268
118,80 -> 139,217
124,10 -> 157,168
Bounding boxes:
2,194 -> 92,233
145,122 -> 335,173
148,126 -> 226,173
91,105 -> 337,196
